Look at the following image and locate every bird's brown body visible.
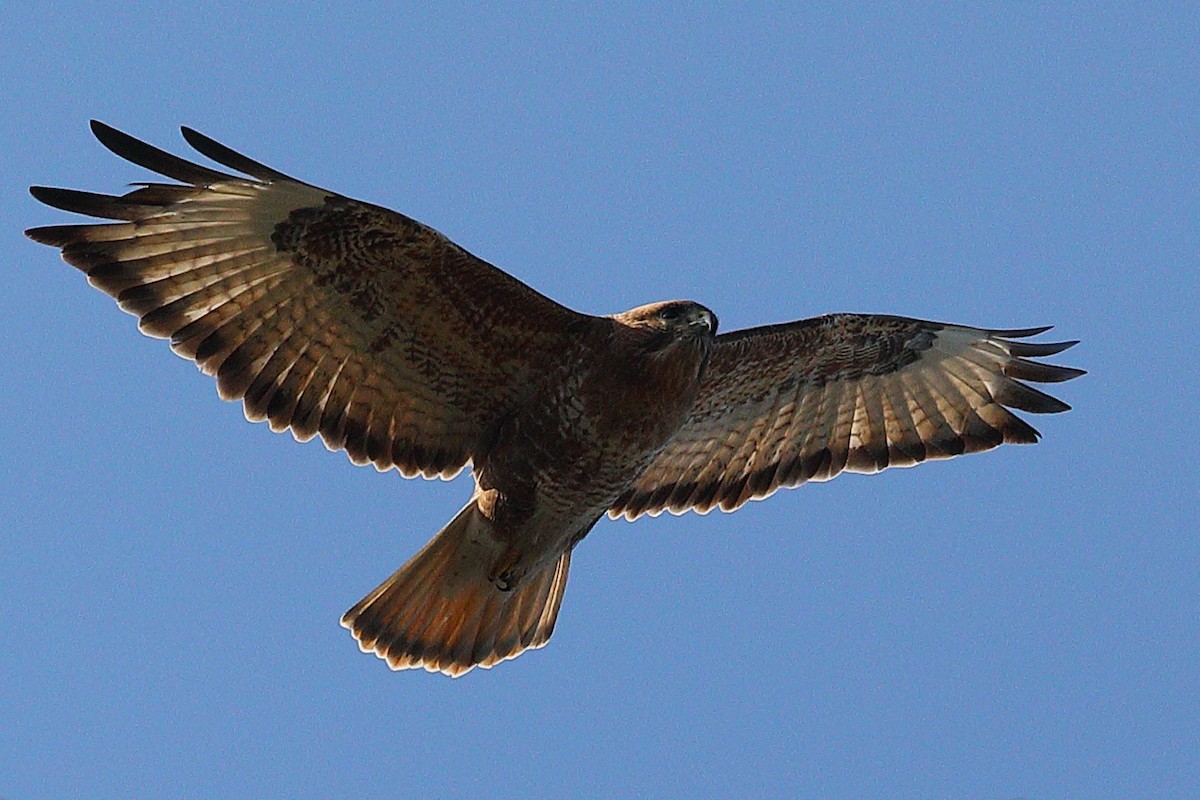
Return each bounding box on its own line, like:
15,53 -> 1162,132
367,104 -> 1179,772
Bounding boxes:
28,122 -> 1083,676
477,304 -> 715,586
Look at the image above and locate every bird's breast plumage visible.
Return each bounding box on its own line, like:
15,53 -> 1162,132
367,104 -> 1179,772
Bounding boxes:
479,328 -> 709,520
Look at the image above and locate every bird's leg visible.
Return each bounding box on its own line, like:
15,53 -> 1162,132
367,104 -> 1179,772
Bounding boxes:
488,545 -> 524,592
475,481 -> 538,593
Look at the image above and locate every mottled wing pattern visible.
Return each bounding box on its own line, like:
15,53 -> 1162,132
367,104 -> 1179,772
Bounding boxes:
611,314 -> 1083,519
28,122 -> 591,478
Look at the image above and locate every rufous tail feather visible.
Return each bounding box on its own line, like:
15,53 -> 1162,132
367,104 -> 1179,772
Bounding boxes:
341,500 -> 571,677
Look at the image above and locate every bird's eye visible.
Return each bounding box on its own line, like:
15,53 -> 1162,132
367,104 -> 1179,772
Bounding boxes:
659,306 -> 683,322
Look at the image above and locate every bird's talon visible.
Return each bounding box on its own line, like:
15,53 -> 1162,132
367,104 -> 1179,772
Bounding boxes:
489,549 -> 520,591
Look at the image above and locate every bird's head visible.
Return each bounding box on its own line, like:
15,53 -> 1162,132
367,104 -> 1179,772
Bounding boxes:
609,300 -> 717,389
610,300 -> 719,370
613,300 -> 718,340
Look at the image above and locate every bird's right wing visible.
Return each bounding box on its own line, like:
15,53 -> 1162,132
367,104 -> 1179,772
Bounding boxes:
28,122 -> 594,478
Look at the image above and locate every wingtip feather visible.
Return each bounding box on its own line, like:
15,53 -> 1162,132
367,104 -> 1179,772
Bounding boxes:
992,324 -> 1055,338
87,120 -> 233,185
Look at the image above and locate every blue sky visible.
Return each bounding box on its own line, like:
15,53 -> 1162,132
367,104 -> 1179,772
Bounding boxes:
2,4 -> 1197,799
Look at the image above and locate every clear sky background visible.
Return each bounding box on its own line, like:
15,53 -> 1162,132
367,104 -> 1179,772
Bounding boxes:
2,4 -> 1196,799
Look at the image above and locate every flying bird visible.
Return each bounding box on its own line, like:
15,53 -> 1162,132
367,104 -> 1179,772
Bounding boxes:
27,122 -> 1084,677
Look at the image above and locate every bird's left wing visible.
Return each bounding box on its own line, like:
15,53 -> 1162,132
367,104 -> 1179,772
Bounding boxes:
610,313 -> 1083,520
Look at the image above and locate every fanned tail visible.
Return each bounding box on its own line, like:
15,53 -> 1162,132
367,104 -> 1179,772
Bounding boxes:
341,501 -> 571,677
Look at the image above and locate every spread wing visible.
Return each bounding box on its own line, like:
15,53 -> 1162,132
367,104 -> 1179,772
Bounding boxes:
611,314 -> 1083,520
27,121 -> 593,478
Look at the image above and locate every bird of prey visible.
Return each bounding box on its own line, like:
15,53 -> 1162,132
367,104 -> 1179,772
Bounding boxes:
27,122 -> 1083,677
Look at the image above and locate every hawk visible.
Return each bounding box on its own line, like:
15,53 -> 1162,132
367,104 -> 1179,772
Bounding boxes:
27,122 -> 1083,676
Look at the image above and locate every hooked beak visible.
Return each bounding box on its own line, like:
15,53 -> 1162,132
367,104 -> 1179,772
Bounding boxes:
687,307 -> 717,335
